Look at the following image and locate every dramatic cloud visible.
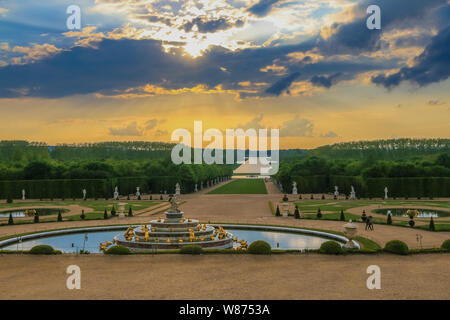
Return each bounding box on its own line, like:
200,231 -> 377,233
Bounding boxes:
247,0 -> 280,17
371,26 -> 450,88
279,116 -> 314,137
265,72 -> 300,96
310,73 -> 342,88
320,131 -> 338,138
109,122 -> 143,136
182,17 -> 244,33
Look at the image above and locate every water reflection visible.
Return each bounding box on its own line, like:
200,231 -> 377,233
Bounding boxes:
1,229 -> 337,253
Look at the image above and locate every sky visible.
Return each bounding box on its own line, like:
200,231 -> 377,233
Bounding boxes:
0,0 -> 449,149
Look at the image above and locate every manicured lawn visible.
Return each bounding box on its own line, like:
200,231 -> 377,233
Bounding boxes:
208,179 -> 267,194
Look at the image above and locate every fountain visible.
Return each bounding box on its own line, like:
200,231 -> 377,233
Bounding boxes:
113,196 -> 234,251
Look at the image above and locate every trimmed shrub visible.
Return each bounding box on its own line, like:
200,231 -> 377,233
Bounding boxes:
282,194 -> 288,202
387,214 -> 392,225
104,209 -> 108,220
8,213 -> 14,225
57,211 -> 63,222
34,212 -> 39,223
105,245 -> 131,255
127,195 -> 130,200
137,195 -> 141,200
80,210 -> 86,220
149,195 -> 152,200
319,241 -> 343,254
6,197 -> 13,203
310,194 -> 314,200
441,239 -> 450,251
248,240 -> 271,254
160,195 -> 163,200
384,240 -> 409,255
408,219 -> 415,227
321,194 -> 325,200
128,207 -> 133,217
111,206 -> 116,216
180,245 -> 203,254
275,205 -> 281,217
317,208 -> 322,219
340,210 -> 345,221
298,194 -> 302,200
294,206 -> 300,219
29,245 -> 56,255
361,211 -> 367,222
429,217 -> 435,231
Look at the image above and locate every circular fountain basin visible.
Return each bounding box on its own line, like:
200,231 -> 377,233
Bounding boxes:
0,225 -> 355,253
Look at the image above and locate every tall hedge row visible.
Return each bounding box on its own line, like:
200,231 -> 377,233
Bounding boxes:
276,176 -> 450,197
0,174 -> 229,199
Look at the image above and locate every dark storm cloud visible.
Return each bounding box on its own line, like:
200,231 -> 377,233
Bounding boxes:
247,0 -> 280,17
318,0 -> 446,54
371,26 -> 450,88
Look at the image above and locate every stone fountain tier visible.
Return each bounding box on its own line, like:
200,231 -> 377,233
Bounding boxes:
149,219 -> 200,231
134,225 -> 216,240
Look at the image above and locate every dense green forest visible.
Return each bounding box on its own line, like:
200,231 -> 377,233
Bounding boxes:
310,138 -> 450,160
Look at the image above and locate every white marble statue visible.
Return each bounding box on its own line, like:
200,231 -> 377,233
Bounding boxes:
194,184 -> 198,192
292,181 -> 298,195
175,183 -> 181,195
334,186 -> 339,197
384,186 -> 388,200
113,186 -> 119,200
22,189 -> 26,200
82,188 -> 87,200
350,185 -> 356,200
136,187 -> 141,198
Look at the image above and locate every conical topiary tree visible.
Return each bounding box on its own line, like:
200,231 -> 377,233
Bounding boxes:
387,214 -> 392,225
429,216 -> 435,231
317,208 -> 322,219
80,210 -> 86,220
8,213 -> 14,225
294,206 -> 300,219
104,209 -> 108,220
275,205 -> 281,217
57,211 -> 63,222
111,206 -> 116,216
128,207 -> 133,217
149,195 -> 152,200
340,209 -> 345,221
34,212 -> 39,223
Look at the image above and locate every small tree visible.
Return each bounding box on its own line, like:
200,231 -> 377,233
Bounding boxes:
298,194 -> 302,200
34,212 -> 39,223
111,206 -> 116,216
340,209 -> 345,221
282,194 -> 288,202
429,217 -> 435,231
149,195 -> 152,200
275,205 -> 281,217
6,197 -> 13,204
160,195 -> 163,200
128,207 -> 133,217
387,214 -> 392,225
8,213 -> 14,225
321,194 -> 325,200
57,211 -> 63,222
317,208 -> 322,219
80,210 -> 86,220
137,195 -> 141,200
127,195 -> 130,200
294,206 -> 300,219
104,209 -> 108,220
408,219 -> 415,227
310,194 -> 314,200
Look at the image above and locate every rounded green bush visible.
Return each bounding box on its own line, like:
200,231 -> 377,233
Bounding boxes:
248,240 -> 271,254
105,245 -> 131,255
441,239 -> 450,252
180,245 -> 203,254
29,245 -> 56,255
384,240 -> 409,255
319,241 -> 343,254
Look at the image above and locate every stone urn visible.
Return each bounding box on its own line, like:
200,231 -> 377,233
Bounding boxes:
343,219 -> 358,249
118,202 -> 126,218
281,202 -> 289,217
